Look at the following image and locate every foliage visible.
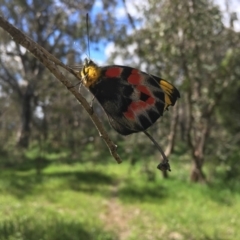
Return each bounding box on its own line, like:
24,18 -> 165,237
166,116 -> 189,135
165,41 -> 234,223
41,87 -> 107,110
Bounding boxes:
1,1 -> 240,239
0,0 -> 240,183
109,0 -> 240,181
0,158 -> 240,240
0,0 -> 121,149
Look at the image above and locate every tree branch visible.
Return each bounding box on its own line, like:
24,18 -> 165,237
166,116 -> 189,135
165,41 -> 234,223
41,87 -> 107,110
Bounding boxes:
0,15 -> 122,164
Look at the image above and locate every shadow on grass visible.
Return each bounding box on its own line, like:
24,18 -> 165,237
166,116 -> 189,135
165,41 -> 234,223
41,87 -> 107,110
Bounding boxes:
45,170 -> 114,184
45,170 -> 116,193
118,182 -> 168,203
0,168 -> 169,203
183,231 -> 228,240
0,217 -> 116,240
203,181 -> 240,206
1,156 -> 52,172
0,170 -> 115,199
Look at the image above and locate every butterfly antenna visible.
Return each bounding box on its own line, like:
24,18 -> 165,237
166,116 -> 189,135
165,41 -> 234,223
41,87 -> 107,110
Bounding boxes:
86,13 -> 91,59
143,131 -> 171,171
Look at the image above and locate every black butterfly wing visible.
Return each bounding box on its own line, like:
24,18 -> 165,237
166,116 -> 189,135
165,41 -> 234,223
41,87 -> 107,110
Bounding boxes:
89,65 -> 180,135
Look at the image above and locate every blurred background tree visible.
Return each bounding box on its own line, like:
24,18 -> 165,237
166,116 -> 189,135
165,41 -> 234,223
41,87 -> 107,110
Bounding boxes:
0,0 -> 239,183
0,0 -> 120,153
107,0 -> 240,182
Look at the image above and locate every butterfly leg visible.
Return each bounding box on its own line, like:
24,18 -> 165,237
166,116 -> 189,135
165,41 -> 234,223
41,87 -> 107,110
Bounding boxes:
143,131 -> 171,171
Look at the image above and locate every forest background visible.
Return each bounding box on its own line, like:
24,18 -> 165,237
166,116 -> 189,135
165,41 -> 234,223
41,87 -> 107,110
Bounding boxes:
0,0 -> 240,239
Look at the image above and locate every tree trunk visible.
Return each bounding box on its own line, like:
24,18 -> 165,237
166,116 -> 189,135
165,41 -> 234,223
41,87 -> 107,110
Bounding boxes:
162,105 -> 179,178
164,105 -> 179,157
189,121 -> 210,183
41,105 -> 48,140
162,170 -> 169,178
190,157 -> 206,183
17,86 -> 33,148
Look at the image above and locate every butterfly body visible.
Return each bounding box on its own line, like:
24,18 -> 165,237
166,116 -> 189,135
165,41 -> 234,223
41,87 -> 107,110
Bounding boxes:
79,59 -> 180,136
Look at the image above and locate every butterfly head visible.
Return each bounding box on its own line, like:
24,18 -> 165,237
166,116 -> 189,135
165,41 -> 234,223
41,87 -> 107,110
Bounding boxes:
80,58 -> 101,88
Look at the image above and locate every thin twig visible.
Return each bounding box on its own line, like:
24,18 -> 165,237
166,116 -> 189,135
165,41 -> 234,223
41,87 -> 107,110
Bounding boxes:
0,15 -> 122,164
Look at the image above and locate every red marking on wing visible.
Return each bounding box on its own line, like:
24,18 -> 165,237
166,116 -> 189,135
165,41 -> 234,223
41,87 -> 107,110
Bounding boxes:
124,71 -> 157,120
127,69 -> 142,85
131,101 -> 148,111
124,110 -> 135,119
137,85 -> 151,96
137,85 -> 156,105
123,101 -> 149,120
145,97 -> 155,105
105,67 -> 123,78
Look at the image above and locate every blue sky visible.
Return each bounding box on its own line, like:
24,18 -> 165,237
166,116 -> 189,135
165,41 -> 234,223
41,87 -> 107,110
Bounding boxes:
86,0 -> 240,66
85,0 -> 145,65
34,0 -> 240,118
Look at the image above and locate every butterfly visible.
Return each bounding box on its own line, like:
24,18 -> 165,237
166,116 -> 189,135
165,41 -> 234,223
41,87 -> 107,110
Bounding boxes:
78,58 -> 180,171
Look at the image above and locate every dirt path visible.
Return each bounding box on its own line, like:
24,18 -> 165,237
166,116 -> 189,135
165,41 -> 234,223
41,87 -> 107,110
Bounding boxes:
99,181 -> 140,239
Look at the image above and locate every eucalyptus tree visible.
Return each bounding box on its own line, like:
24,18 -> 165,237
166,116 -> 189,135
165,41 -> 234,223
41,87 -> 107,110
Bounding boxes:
0,0 -> 118,149
109,0 -> 240,182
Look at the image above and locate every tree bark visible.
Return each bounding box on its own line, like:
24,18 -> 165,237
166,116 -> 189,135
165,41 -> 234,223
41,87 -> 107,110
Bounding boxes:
190,157 -> 206,183
189,119 -> 211,183
164,105 -> 179,157
161,105 -> 179,178
0,15 -> 122,163
17,85 -> 33,148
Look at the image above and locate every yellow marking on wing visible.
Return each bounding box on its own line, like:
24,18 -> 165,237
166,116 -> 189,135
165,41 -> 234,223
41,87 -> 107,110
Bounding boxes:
159,79 -> 175,110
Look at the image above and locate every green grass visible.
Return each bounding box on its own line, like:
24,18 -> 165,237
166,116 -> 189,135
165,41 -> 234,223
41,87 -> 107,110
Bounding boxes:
0,157 -> 239,240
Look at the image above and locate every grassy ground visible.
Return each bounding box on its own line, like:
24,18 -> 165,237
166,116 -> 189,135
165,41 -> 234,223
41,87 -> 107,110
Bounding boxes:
0,154 -> 239,240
